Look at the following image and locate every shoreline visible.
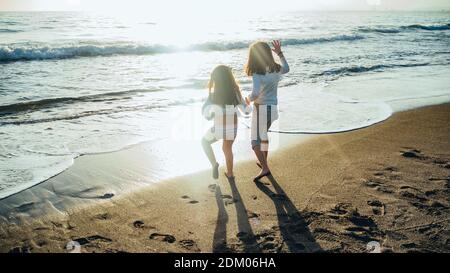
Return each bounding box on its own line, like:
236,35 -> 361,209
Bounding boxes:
0,121 -> 310,222
0,103 -> 448,253
0,101 -> 447,221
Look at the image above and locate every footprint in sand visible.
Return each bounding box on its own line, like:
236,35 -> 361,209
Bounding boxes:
33,226 -> 50,231
428,176 -> 450,182
179,239 -> 200,251
73,235 -> 112,246
133,220 -> 145,228
398,189 -> 427,202
247,211 -> 259,219
425,189 -> 440,197
401,148 -> 450,169
386,230 -> 408,241
94,213 -> 111,220
133,220 -> 156,229
367,200 -> 386,215
373,168 -> 401,180
362,178 -> 394,194
326,203 -> 379,242
208,184 -> 217,192
9,245 -> 32,253
401,149 -> 423,159
384,166 -> 399,172
99,193 -> 115,199
36,240 -> 47,247
396,187 -> 447,215
181,195 -> 199,204
401,242 -> 418,249
363,179 -> 381,188
236,231 -> 255,243
50,220 -> 75,230
348,213 -> 376,228
149,233 -> 176,243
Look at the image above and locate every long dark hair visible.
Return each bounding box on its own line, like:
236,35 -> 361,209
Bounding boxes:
208,65 -> 243,106
245,41 -> 281,76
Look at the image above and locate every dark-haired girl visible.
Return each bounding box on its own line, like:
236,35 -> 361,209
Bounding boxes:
202,65 -> 249,180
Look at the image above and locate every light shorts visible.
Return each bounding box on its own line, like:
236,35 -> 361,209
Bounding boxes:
203,126 -> 238,144
251,104 -> 278,150
203,112 -> 239,143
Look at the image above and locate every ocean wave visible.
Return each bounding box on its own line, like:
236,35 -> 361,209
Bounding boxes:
259,27 -> 284,32
357,27 -> 400,34
0,35 -> 364,62
283,35 -> 364,45
0,29 -> 22,33
314,62 -> 430,77
0,44 -> 174,62
358,22 -> 450,34
0,88 -> 161,116
405,23 -> 450,31
0,21 -> 21,26
0,96 -> 201,126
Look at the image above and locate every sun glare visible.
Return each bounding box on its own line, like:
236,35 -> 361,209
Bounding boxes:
78,0 -> 277,20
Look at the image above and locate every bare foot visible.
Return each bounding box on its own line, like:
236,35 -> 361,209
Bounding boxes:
254,169 -> 271,182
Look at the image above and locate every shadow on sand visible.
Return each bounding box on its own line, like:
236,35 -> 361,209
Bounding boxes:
255,175 -> 322,252
212,184 -> 229,252
213,177 -> 261,253
213,174 -> 322,253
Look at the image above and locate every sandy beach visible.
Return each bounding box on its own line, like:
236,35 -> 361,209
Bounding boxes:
1,103 -> 449,253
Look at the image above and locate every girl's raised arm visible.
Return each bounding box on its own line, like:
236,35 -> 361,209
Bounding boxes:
272,40 -> 290,74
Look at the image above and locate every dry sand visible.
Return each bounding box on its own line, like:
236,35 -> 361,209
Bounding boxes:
1,104 -> 449,253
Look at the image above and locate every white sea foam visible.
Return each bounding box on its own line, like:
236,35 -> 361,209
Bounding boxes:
272,87 -> 393,134
0,35 -> 364,62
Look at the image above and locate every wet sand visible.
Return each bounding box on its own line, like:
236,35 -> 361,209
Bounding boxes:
0,104 -> 449,253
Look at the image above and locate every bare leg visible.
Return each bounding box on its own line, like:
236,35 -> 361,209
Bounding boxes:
222,140 -> 234,177
252,105 -> 272,178
256,142 -> 269,168
202,138 -> 217,166
256,152 -> 268,167
202,137 -> 219,179
262,140 -> 269,160
253,144 -> 270,176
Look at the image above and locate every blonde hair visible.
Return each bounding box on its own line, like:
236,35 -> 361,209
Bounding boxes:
245,41 -> 281,76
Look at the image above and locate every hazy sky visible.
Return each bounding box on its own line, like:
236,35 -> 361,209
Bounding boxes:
1,0 -> 449,12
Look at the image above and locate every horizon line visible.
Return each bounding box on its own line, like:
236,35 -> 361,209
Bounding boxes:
1,8 -> 450,12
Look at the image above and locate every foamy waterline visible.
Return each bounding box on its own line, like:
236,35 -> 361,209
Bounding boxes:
0,86 -> 402,201
0,35 -> 364,62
